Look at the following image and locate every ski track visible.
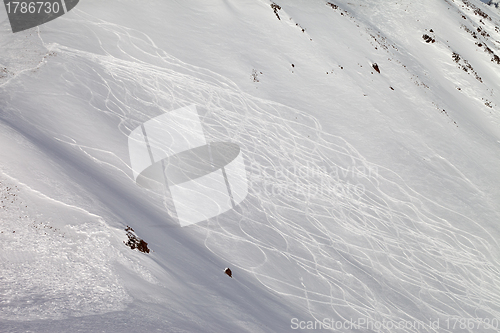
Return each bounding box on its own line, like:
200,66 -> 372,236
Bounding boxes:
3,9 -> 500,331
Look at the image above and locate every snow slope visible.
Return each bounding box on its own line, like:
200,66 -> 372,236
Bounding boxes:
1,0 -> 500,332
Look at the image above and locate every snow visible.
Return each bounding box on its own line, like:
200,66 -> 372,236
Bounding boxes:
1,0 -> 500,332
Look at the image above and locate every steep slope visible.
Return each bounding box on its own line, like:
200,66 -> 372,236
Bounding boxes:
1,0 -> 500,332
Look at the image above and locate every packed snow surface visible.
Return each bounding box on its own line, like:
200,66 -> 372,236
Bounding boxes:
1,0 -> 500,332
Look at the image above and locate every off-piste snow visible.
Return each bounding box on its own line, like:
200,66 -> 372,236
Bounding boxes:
1,0 -> 500,332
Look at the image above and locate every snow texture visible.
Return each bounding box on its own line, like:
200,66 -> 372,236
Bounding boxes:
1,0 -> 500,332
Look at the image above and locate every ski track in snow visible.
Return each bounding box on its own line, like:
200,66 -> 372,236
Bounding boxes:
2,8 -> 500,331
